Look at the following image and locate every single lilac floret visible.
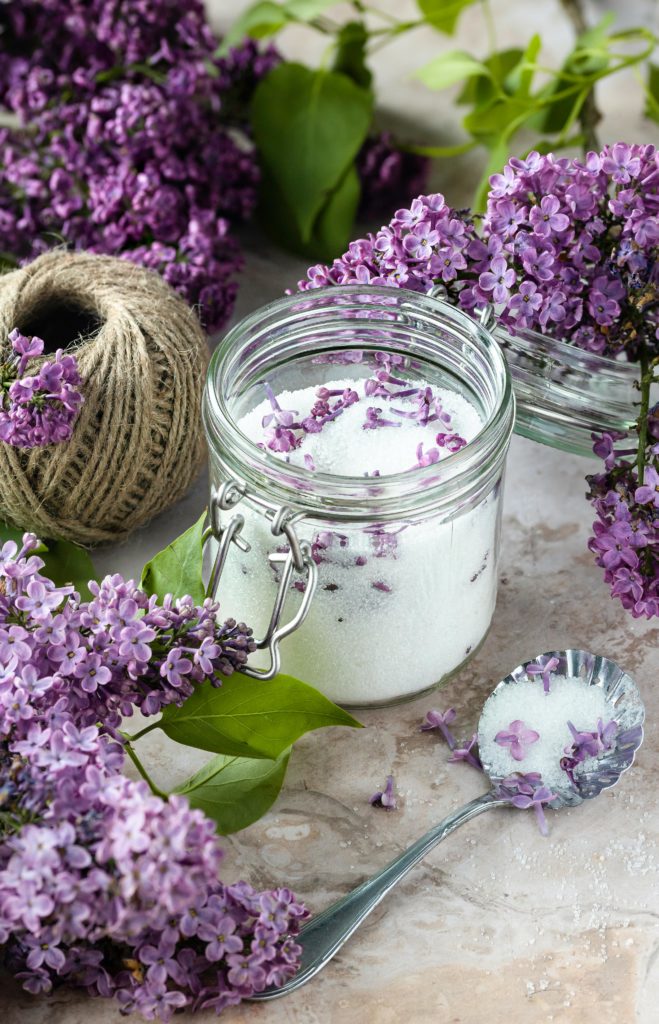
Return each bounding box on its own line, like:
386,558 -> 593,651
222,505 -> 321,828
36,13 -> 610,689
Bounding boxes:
494,719 -> 540,762
370,774 -> 397,810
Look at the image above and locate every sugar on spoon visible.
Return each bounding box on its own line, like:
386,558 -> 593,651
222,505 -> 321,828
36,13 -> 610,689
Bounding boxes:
250,649 -> 644,1001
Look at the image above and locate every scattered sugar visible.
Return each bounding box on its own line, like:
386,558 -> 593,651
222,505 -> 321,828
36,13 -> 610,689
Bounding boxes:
237,378 -> 483,477
478,675 -> 613,791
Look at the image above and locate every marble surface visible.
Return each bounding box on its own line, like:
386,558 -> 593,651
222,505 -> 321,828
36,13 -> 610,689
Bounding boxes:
4,1 -> 659,1021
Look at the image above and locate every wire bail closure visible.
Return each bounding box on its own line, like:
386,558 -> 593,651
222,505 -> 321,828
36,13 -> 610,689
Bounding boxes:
204,480 -> 318,679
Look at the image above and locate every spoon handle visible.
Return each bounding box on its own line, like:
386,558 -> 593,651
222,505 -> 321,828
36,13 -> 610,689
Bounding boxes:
251,790 -> 503,1001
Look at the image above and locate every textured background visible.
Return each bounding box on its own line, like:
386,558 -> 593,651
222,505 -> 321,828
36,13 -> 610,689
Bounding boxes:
4,2 -> 659,1021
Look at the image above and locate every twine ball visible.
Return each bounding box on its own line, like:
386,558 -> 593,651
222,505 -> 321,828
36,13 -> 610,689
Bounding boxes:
0,250 -> 209,546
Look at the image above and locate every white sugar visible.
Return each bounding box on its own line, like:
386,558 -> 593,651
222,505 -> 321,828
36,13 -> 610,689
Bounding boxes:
237,378 -> 482,477
478,675 -> 614,791
211,376 -> 500,706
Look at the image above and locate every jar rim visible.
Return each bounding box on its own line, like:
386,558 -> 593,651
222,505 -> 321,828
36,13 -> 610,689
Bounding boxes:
493,320 -> 636,378
204,286 -> 515,520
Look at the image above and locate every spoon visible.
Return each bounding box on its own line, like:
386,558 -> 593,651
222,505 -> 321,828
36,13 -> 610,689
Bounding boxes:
250,649 -> 644,1001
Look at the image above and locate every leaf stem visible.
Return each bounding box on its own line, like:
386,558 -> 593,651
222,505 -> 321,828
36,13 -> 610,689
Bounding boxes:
558,0 -> 602,152
636,342 -> 651,487
122,720 -> 160,743
123,741 -> 168,799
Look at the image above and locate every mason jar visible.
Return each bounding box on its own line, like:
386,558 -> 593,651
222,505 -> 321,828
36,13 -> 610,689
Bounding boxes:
203,286 -> 514,708
494,321 -> 647,458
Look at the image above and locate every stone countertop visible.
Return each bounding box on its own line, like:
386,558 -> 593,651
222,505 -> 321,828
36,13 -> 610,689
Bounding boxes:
4,242 -> 659,1024
4,1 -> 659,1020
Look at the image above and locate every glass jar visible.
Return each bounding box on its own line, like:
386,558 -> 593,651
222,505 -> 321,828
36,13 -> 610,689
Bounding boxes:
203,286 -> 514,708
495,322 -> 645,458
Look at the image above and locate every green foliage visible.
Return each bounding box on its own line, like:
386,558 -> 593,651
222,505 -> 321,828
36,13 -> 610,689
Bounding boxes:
645,62 -> 659,123
223,0 -> 656,251
217,0 -> 336,54
416,0 -> 479,36
140,511 -> 207,604
0,521 -> 96,599
416,49 -> 488,91
333,21 -> 373,90
174,749 -> 291,834
159,672 -> 361,760
251,62 -> 372,256
416,20 -> 655,208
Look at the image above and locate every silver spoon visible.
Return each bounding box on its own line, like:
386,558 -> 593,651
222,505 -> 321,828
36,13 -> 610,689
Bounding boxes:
250,649 -> 644,1001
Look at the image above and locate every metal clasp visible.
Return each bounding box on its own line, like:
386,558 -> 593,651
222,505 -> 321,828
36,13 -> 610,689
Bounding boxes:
204,480 -> 318,680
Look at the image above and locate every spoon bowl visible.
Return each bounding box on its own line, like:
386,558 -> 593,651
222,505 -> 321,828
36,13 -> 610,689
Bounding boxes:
480,649 -> 645,809
251,650 -> 644,1001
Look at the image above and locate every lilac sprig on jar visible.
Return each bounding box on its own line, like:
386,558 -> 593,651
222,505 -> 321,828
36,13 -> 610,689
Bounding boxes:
0,534 -> 306,1018
297,145 -> 659,620
0,329 -> 83,448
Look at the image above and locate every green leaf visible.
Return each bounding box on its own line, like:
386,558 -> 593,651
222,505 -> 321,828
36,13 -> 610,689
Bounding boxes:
462,94 -> 534,139
251,62 -> 373,245
160,672 -> 362,760
284,0 -> 337,18
472,137 -> 512,211
332,21 -> 373,91
174,749 -> 290,834
308,163 -> 361,260
645,62 -> 659,124
40,540 -> 96,601
218,1 -> 289,54
406,139 -> 476,158
537,16 -> 613,134
504,34 -> 541,98
417,0 -> 478,35
416,49 -> 489,91
455,47 -> 523,107
258,160 -> 361,260
140,511 -> 206,604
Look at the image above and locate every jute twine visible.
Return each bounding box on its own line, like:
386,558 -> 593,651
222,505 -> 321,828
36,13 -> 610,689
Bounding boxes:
0,250 -> 209,546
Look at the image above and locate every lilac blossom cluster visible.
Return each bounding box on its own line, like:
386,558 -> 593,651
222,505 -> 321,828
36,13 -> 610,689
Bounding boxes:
300,145 -> 659,362
476,144 -> 659,358
0,328 -> 82,447
300,192 -> 480,295
0,535 -> 255,731
0,2 -> 279,331
0,533 -> 307,1018
587,419 -> 659,618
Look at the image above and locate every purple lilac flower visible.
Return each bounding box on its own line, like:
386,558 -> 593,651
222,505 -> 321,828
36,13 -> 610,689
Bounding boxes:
420,708 -> 457,748
0,532 -> 308,1018
447,733 -> 482,771
297,147 -> 659,621
369,774 -> 397,810
526,655 -> 560,694
0,5 -> 280,333
299,145 -> 659,363
504,779 -> 557,837
494,720 -> 540,762
0,330 -> 83,448
587,425 -> 659,619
